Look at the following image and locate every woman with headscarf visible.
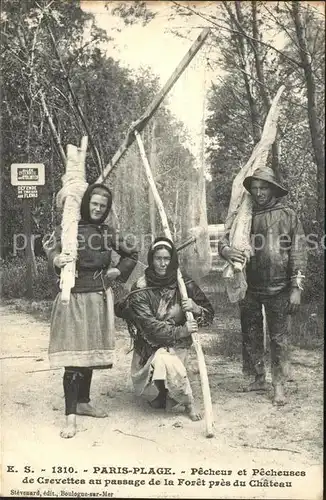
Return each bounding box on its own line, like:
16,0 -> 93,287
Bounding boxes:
115,236 -> 214,420
43,183 -> 138,438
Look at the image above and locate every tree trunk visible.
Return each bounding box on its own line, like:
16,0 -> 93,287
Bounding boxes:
224,2 -> 261,144
40,93 -> 66,167
251,1 -> 280,179
50,138 -> 56,228
173,184 -> 179,240
292,2 -> 325,229
26,101 -> 37,293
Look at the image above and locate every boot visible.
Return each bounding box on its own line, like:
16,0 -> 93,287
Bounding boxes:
273,383 -> 286,406
149,383 -> 167,409
244,374 -> 268,392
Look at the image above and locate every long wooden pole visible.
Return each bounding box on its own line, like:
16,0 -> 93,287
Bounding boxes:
135,131 -> 214,438
96,28 -> 210,184
60,136 -> 88,304
23,199 -> 33,299
177,236 -> 196,252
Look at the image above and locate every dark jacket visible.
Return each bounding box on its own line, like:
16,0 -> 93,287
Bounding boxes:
218,199 -> 307,295
46,223 -> 138,293
115,275 -> 214,366
44,183 -> 138,293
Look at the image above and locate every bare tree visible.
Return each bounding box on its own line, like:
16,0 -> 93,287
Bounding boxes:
292,1 -> 325,229
223,2 -> 262,144
251,1 -> 281,177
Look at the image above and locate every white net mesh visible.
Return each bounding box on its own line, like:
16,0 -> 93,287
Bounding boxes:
105,130 -> 211,289
99,46 -> 212,293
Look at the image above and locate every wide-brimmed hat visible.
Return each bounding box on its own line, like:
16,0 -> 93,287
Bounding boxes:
243,167 -> 288,198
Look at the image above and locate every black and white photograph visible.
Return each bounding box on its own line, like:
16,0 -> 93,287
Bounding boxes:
0,1 -> 324,499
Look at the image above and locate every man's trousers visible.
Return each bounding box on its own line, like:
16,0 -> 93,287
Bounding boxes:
239,289 -> 289,385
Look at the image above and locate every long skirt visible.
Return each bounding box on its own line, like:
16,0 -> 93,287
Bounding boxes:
131,347 -> 193,406
49,289 -> 115,368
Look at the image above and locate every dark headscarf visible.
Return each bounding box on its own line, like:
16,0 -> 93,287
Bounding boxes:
80,183 -> 112,224
145,236 -> 179,287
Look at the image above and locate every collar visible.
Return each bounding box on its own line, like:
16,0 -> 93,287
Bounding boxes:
253,197 -> 283,214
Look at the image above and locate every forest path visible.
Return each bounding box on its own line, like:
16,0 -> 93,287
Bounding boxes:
0,303 -> 323,499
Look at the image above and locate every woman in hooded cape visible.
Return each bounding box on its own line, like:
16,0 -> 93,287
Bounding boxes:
44,183 -> 138,438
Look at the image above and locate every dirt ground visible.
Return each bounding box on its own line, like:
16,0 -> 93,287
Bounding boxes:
0,302 -> 323,500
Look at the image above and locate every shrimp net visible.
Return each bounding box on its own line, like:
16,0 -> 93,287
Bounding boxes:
223,85 -> 286,302
104,55 -> 212,298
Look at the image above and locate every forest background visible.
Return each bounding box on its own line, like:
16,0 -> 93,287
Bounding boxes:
0,1 -> 324,349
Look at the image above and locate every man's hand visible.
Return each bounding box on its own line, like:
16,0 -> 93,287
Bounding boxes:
105,268 -> 121,280
181,298 -> 201,314
177,319 -> 198,339
288,288 -> 301,314
185,319 -> 198,335
53,253 -> 74,268
221,246 -> 246,265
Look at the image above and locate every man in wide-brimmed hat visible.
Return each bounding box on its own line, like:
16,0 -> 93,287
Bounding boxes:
218,166 -> 307,405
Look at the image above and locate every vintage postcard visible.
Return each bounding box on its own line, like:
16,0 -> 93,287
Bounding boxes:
0,1 -> 324,499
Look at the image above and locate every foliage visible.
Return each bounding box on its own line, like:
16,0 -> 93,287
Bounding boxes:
4,298 -> 53,322
168,2 -> 324,224
0,257 -> 57,300
167,1 -> 325,302
1,1 -> 324,306
110,1 -> 156,26
0,0 -> 196,269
